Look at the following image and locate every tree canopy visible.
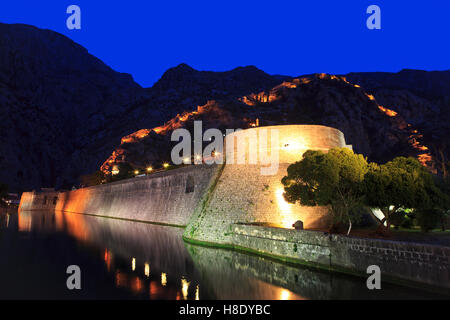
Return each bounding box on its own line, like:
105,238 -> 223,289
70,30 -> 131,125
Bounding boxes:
364,157 -> 447,232
282,148 -> 368,234
282,148 -> 449,234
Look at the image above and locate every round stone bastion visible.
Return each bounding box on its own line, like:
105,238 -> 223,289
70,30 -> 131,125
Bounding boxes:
185,124 -> 352,244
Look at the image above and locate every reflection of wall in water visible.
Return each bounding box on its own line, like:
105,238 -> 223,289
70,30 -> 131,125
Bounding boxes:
186,243 -> 333,300
184,243 -> 440,300
18,210 -> 200,284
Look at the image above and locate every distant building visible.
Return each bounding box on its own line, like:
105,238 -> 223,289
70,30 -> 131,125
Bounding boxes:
3,193 -> 20,206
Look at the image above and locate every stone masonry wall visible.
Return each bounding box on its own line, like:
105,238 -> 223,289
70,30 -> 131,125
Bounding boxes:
20,164 -> 221,227
19,190 -> 60,211
231,224 -> 450,290
184,125 -> 349,244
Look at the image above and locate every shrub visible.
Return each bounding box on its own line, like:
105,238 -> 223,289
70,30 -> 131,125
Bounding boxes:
390,211 -> 406,229
415,208 -> 442,232
401,215 -> 414,229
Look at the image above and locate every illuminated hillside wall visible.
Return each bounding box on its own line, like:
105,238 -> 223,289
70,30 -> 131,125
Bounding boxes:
184,125 -> 351,244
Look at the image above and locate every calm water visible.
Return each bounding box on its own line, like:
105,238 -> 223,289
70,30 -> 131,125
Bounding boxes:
0,208 -> 447,300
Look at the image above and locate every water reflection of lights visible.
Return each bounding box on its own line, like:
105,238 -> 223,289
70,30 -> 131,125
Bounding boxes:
181,278 -> 190,300
195,285 -> 200,300
131,277 -> 143,293
131,257 -> 136,271
280,289 -> 291,300
144,263 -> 150,278
161,273 -> 167,286
18,211 -> 32,232
115,271 -> 127,288
104,249 -> 112,271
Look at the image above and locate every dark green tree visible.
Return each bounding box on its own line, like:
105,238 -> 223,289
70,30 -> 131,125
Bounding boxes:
107,162 -> 135,182
282,148 -> 368,235
431,175 -> 450,230
364,157 -> 445,233
80,171 -> 105,187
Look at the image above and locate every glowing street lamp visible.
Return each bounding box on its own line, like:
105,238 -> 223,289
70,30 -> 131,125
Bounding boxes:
146,166 -> 153,172
163,163 -> 169,169
134,170 -> 139,175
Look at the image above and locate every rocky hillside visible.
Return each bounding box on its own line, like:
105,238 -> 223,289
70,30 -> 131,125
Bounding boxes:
0,23 -> 448,191
101,74 -> 444,175
346,70 -> 450,174
0,24 -> 282,192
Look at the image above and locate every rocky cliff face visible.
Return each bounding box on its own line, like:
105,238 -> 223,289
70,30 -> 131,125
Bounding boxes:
346,70 -> 450,174
0,23 -> 448,191
0,24 -> 282,192
101,74 -> 443,175
0,23 -> 149,192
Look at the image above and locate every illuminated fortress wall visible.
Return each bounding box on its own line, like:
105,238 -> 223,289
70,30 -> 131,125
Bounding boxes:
20,125 -> 350,237
18,125 -> 450,290
19,189 -> 60,211
184,125 -> 351,244
20,164 -> 220,227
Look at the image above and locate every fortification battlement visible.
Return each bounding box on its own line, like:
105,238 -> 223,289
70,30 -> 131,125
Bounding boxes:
223,124 -> 351,164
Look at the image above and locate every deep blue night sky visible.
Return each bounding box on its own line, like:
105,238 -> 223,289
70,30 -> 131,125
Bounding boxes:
0,0 -> 448,87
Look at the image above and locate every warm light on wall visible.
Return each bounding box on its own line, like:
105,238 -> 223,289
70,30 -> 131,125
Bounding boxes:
276,188 -> 295,229
378,105 -> 398,117
163,163 -> 169,168
280,289 -> 291,300
281,139 -> 305,151
146,167 -> 153,172
134,170 -> 139,175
